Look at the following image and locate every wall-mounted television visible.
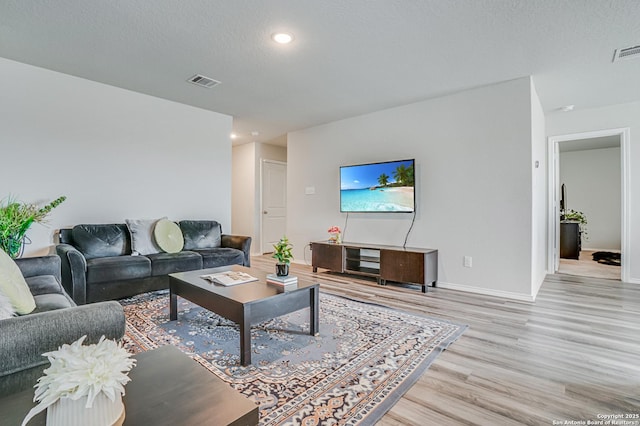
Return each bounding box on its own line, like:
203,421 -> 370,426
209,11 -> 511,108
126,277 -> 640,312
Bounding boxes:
340,159 -> 415,213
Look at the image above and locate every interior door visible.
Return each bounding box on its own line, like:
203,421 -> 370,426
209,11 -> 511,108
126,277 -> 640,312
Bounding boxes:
261,160 -> 287,254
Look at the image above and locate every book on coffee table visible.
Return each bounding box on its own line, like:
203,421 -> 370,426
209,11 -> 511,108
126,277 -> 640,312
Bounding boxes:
201,271 -> 258,286
266,274 -> 298,286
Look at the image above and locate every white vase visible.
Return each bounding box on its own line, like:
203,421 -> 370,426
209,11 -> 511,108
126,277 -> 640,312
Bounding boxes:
46,393 -> 125,426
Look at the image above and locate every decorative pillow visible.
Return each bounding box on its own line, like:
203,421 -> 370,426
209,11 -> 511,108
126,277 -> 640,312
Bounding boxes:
179,220 -> 222,250
125,217 -> 166,256
0,291 -> 16,319
154,219 -> 184,253
0,250 -> 36,315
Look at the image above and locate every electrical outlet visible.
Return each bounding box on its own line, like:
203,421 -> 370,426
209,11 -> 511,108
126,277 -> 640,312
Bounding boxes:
463,256 -> 472,268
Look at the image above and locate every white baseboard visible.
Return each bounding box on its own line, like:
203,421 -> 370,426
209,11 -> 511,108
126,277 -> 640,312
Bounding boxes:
436,281 -> 536,302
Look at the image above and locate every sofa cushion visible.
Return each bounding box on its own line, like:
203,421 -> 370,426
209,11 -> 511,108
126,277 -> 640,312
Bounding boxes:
147,251 -> 203,276
72,224 -> 130,259
86,256 -> 151,284
194,248 -> 245,269
25,275 -> 65,297
0,250 -> 36,315
126,217 -> 165,255
180,221 -> 222,250
32,293 -> 74,313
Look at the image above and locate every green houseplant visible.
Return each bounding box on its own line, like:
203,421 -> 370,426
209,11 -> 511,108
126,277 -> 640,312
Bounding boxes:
561,208 -> 588,239
0,195 -> 66,258
272,236 -> 293,276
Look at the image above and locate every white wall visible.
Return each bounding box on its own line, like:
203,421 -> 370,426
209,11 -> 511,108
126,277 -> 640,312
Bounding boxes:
288,77 -> 539,300
559,147 -> 621,250
0,57 -> 233,256
232,143 -> 257,238
530,80 -> 548,296
232,142 -> 287,255
547,102 -> 638,283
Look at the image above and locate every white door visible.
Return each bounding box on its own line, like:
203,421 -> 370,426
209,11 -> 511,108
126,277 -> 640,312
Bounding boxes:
261,160 -> 287,254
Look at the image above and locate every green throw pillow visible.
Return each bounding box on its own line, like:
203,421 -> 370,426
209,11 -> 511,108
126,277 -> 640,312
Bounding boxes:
0,250 -> 36,315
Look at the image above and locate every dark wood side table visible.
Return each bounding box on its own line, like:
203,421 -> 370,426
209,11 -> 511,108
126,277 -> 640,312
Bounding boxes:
0,345 -> 259,426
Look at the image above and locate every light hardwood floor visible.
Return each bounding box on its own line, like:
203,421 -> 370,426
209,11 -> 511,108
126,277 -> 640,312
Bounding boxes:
558,250 -> 621,280
251,255 -> 640,425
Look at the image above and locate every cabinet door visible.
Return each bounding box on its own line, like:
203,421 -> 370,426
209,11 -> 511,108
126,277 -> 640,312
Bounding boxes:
560,223 -> 580,260
312,243 -> 344,272
380,250 -> 424,284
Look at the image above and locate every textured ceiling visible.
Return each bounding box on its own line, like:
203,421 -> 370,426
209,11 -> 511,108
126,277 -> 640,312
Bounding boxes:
1,1 -> 639,146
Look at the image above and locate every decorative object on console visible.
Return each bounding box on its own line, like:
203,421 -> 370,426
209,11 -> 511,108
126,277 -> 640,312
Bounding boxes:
0,195 -> 66,258
327,226 -> 341,244
21,335 -> 135,426
153,219 -> 184,254
272,235 -> 293,276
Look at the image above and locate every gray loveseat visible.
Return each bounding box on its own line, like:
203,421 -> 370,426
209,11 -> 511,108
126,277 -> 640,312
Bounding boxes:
0,255 -> 125,397
56,220 -> 251,305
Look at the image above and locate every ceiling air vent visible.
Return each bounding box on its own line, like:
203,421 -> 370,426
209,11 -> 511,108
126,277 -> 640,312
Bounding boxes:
187,74 -> 221,88
613,45 -> 640,62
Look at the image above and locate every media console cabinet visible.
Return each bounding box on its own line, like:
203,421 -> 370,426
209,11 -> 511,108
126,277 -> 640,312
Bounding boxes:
311,241 -> 437,293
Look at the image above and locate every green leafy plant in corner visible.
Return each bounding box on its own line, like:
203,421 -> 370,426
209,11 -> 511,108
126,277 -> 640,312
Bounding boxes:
272,235 -> 293,264
562,208 -> 588,240
0,195 -> 67,258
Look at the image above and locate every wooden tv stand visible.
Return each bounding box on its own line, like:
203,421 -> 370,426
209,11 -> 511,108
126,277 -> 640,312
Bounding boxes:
311,241 -> 437,293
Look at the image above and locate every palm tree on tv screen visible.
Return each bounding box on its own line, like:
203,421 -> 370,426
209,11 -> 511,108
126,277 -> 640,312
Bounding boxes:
377,173 -> 389,187
393,164 -> 414,186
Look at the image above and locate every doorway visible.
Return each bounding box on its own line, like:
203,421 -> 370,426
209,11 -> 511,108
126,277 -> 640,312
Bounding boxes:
260,159 -> 287,254
547,128 -> 630,282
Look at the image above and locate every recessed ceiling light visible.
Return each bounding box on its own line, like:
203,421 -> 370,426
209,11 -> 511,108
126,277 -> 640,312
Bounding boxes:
272,33 -> 293,44
560,105 -> 575,112
230,133 -> 238,139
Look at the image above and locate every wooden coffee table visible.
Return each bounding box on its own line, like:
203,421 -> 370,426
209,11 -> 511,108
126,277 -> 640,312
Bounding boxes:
0,345 -> 259,425
169,265 -> 320,366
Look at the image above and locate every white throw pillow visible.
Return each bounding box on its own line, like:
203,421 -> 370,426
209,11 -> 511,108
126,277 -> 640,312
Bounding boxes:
0,250 -> 36,315
0,291 -> 16,319
125,217 -> 166,256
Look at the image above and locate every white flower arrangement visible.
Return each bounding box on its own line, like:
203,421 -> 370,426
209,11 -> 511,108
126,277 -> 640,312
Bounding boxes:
22,335 -> 136,426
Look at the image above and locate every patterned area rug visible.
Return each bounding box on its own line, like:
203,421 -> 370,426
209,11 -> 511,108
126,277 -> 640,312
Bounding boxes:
120,290 -> 466,425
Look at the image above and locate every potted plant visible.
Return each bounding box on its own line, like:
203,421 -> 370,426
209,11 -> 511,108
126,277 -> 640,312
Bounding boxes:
0,195 -> 66,258
327,226 -> 341,244
272,236 -> 293,276
561,208 -> 588,239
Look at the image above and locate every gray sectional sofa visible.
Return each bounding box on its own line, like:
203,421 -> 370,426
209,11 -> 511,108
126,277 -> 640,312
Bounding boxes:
0,255 -> 125,397
56,220 -> 251,305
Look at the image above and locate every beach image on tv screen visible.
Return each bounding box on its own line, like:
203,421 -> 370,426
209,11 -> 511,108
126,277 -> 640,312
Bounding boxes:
340,159 -> 415,212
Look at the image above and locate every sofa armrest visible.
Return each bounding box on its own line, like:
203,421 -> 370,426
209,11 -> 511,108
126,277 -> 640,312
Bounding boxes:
221,234 -> 252,267
14,255 -> 61,282
0,301 -> 126,397
56,243 -> 88,305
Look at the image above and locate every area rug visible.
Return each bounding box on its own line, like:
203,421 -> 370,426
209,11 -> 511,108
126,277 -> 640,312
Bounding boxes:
120,290 -> 466,425
592,251 -> 621,266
